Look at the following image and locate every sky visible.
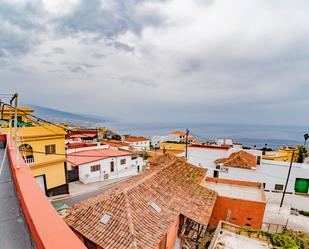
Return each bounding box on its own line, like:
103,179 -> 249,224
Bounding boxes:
0,0 -> 309,125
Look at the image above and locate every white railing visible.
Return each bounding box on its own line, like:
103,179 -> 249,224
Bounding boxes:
24,157 -> 34,164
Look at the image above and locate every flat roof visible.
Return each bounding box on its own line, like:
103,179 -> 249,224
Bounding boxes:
204,181 -> 263,202
212,230 -> 271,249
0,147 -> 34,249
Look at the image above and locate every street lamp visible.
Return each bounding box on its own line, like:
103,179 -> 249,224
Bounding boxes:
304,133 -> 309,146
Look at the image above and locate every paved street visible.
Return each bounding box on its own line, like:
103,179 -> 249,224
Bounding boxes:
51,177 -> 131,207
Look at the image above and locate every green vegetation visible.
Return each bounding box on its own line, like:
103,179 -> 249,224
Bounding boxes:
111,134 -> 121,141
140,151 -> 150,160
239,227 -> 309,249
297,146 -> 308,163
299,210 -> 309,217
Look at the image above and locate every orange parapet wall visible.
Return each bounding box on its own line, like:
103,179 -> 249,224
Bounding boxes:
0,134 -> 86,249
206,177 -> 266,229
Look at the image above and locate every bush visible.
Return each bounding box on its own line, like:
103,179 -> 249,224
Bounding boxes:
270,234 -> 298,249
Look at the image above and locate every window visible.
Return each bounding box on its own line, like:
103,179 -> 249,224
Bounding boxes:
100,213 -> 112,225
45,144 -> 56,155
90,164 -> 100,172
149,201 -> 161,213
110,161 -> 115,172
274,184 -> 284,191
120,159 -> 126,165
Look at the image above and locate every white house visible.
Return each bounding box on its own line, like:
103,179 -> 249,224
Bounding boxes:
186,144 -> 309,194
123,136 -> 150,151
151,134 -> 179,149
67,148 -> 145,184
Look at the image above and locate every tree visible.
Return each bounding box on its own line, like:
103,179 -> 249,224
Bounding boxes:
297,146 -> 308,163
111,134 -> 121,141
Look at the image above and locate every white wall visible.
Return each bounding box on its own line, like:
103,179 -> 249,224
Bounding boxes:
129,140 -> 150,151
187,146 -> 309,194
151,135 -> 179,148
66,144 -> 109,154
77,155 -> 146,184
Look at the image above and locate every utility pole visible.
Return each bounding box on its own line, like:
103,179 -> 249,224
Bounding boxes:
280,150 -> 295,208
12,93 -> 19,168
185,128 -> 189,158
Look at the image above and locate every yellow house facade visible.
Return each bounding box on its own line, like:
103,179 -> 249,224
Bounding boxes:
0,107 -> 34,124
1,108 -> 68,196
160,142 -> 186,151
263,147 -> 299,162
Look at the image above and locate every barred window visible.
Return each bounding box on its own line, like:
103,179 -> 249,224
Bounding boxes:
45,144 -> 56,155
91,165 -> 100,172
120,159 -> 126,165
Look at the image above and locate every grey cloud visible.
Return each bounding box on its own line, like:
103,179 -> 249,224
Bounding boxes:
56,0 -> 167,38
41,60 -> 54,65
92,52 -> 106,59
0,1 -> 45,57
119,76 -> 158,88
53,47 -> 66,54
110,41 -> 134,52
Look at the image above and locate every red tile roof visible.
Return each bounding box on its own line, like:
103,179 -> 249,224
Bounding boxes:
215,150 -> 257,169
65,155 -> 217,249
169,130 -> 186,136
124,136 -> 149,142
101,139 -> 130,147
67,149 -> 132,166
189,144 -> 230,150
68,133 -> 97,138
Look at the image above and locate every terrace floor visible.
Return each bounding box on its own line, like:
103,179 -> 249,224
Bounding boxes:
0,146 -> 35,249
205,181 -> 263,202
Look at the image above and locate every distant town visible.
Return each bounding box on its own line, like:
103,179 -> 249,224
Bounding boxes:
0,94 -> 308,249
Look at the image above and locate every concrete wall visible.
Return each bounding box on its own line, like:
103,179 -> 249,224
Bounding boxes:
209,196 -> 266,229
77,155 -> 143,184
31,161 -> 66,189
156,215 -> 180,249
129,141 -> 150,151
166,215 -> 179,249
187,146 -> 309,193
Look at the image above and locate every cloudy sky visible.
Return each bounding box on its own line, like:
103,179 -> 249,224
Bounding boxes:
1,0 -> 309,125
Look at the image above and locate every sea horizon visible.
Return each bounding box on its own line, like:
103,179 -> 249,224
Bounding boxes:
103,121 -> 307,150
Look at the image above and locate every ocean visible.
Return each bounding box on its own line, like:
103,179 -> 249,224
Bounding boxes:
106,122 -> 307,150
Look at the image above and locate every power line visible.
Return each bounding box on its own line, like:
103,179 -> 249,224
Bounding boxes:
1,101 -> 99,138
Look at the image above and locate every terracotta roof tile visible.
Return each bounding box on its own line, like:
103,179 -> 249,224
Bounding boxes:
169,131 -> 186,136
215,150 -> 257,169
65,155 -> 217,249
124,136 -> 149,142
67,148 -> 131,166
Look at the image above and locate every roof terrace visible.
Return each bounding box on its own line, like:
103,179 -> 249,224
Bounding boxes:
0,134 -> 86,249
204,177 -> 265,202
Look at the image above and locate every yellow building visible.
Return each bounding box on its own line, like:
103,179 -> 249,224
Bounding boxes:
1,107 -> 34,124
263,147 -> 299,162
160,142 -> 186,151
1,107 -> 68,196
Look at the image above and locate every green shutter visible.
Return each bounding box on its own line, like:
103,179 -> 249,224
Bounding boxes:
294,178 -> 309,193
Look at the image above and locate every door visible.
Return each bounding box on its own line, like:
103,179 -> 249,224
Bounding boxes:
35,175 -> 46,195
295,178 -> 309,193
68,167 -> 79,182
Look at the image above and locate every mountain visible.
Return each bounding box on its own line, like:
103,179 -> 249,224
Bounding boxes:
25,105 -> 110,128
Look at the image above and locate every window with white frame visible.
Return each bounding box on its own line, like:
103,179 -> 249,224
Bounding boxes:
91,164 -> 100,172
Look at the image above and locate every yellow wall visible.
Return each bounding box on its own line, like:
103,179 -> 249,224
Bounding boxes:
263,147 -> 299,162
1,107 -> 34,123
2,125 -> 67,190
31,162 -> 66,189
160,142 -> 186,151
